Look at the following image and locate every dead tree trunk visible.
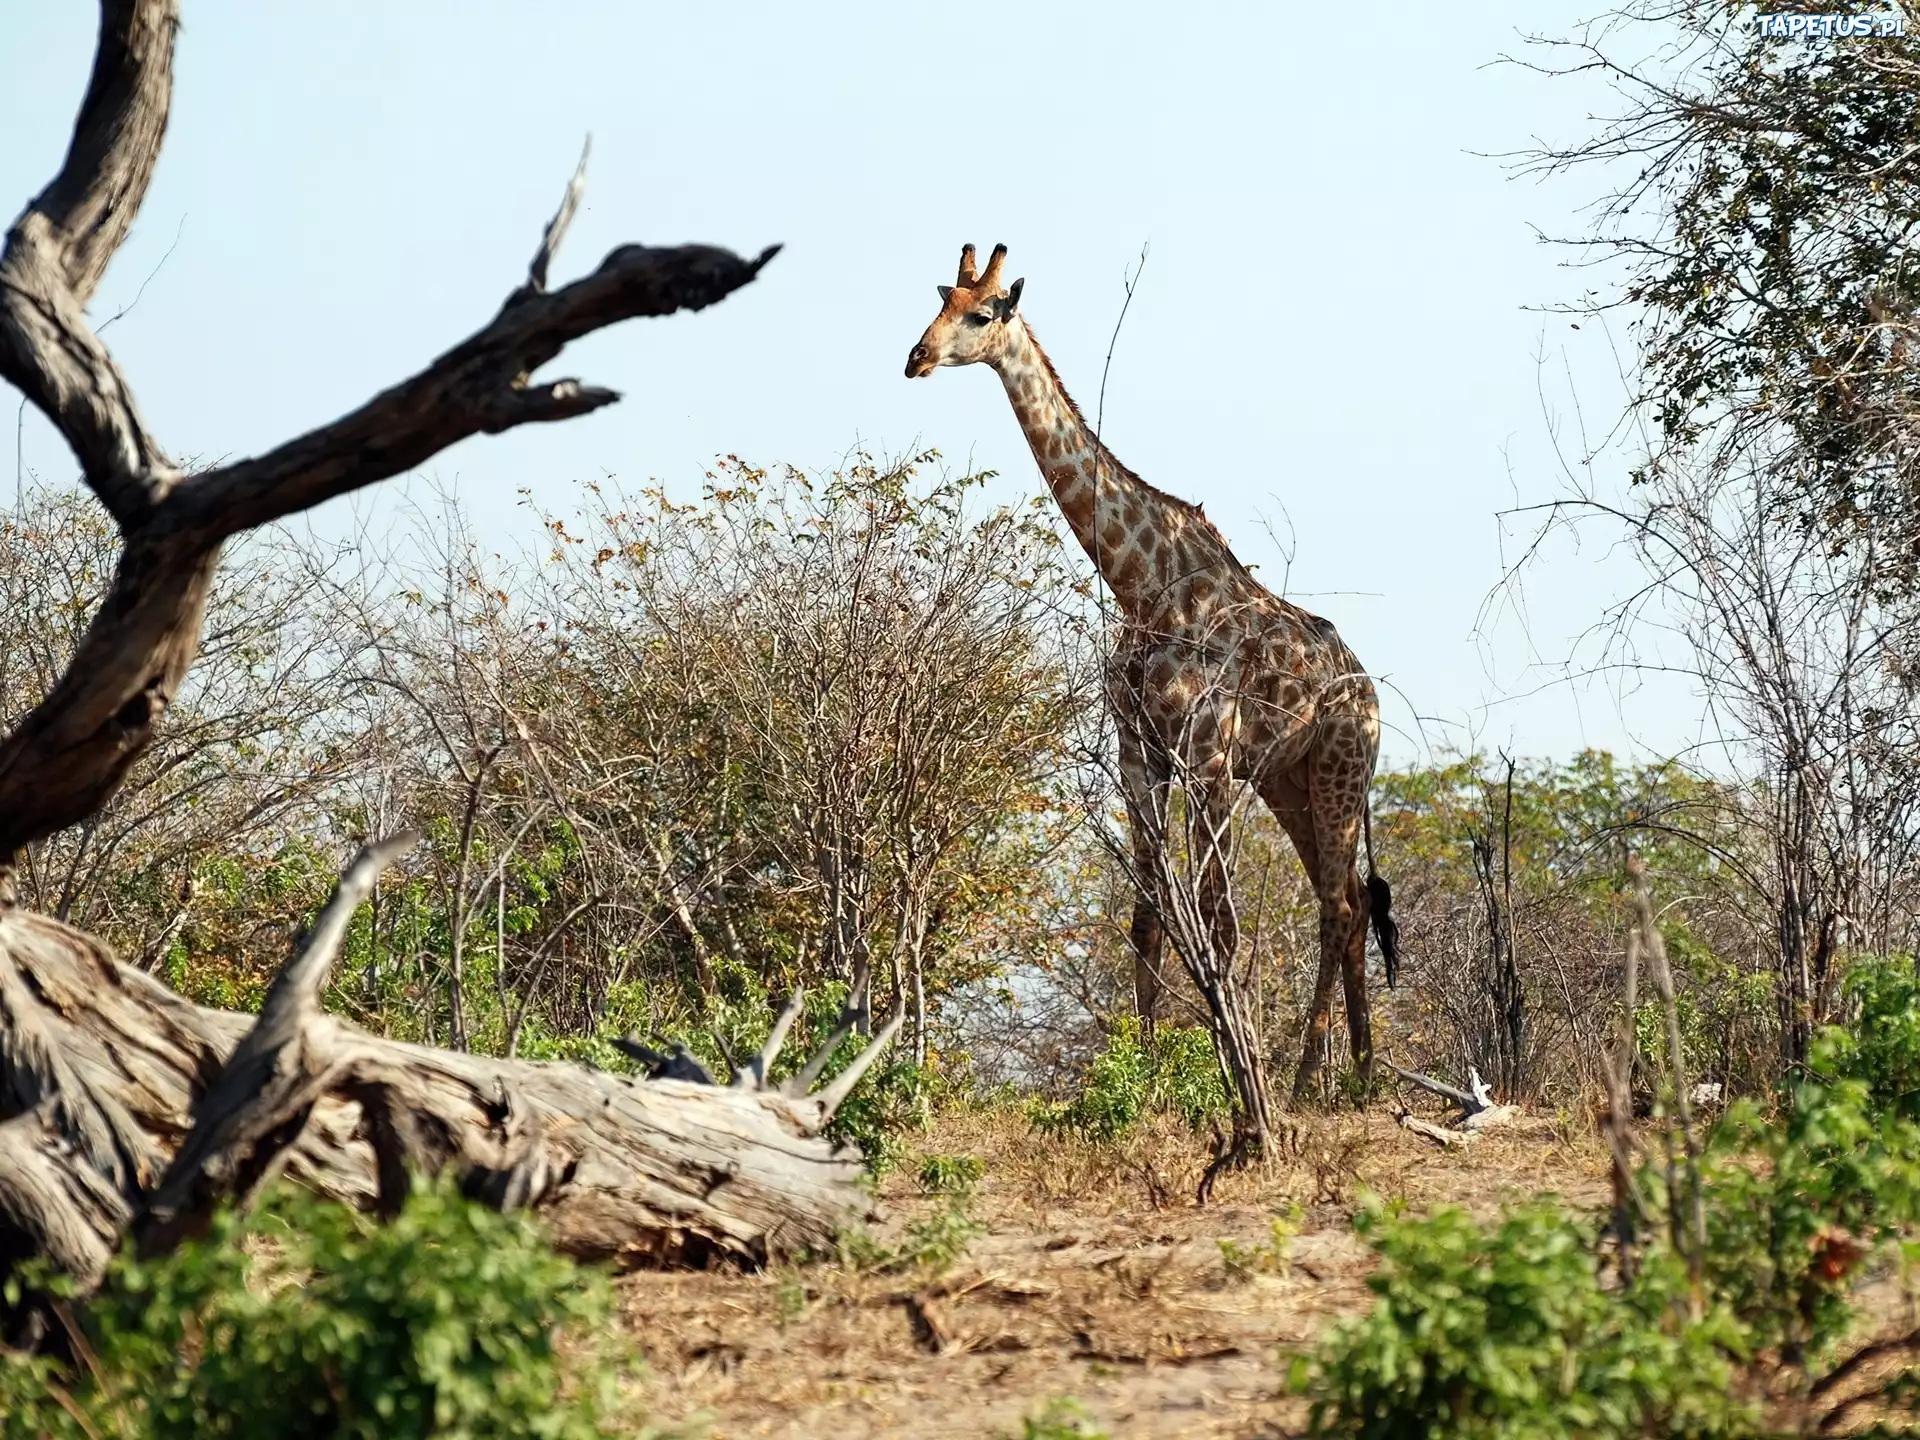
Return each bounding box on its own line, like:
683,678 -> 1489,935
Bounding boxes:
0,0 -> 895,1298
1470,755 -> 1525,1102
1,838 -> 895,1288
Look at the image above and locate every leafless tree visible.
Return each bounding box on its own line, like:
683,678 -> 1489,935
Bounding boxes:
1078,632 -> 1283,1165
0,488 -> 375,958
1500,1 -> 1920,1070
1468,756 -> 1526,1102
1506,415 -> 1920,1071
549,455 -> 1083,1055
0,0 -> 896,1304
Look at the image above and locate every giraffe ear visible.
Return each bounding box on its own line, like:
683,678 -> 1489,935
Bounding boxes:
1002,277 -> 1025,314
936,285 -> 953,302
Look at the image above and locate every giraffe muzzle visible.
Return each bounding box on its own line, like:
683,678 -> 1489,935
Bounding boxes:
905,343 -> 934,378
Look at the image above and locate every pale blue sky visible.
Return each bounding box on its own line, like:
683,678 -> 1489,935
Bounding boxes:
1,3 -> 1702,767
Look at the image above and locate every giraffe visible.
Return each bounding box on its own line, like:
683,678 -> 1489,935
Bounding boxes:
905,243 -> 1399,1096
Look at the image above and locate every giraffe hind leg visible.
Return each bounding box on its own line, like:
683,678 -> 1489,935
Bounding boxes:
1256,768 -> 1340,1101
1118,713 -> 1172,1035
1305,731 -> 1376,1092
1129,893 -> 1166,1032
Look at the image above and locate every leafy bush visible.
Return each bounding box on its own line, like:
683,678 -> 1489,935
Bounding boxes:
837,1199 -> 984,1276
1680,958 -> 1920,1360
916,1152 -> 986,1197
708,981 -> 939,1174
1217,1205 -> 1304,1283
1296,955 -> 1920,1437
1010,1398 -> 1110,1439
1821,955 -> 1920,1124
1,1180 -> 635,1440
1297,1199 -> 1747,1439
825,1054 -> 934,1175
1029,1018 -> 1228,1142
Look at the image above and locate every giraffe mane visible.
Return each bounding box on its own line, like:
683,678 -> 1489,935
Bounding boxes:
1021,322 -> 1261,585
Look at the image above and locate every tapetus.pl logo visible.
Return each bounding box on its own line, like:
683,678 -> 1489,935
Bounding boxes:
1752,11 -> 1908,36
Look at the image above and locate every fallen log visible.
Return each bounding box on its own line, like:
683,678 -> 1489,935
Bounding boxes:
1389,1061 -> 1519,1148
1398,1114 -> 1476,1149
0,837 -> 894,1292
1386,1062 -> 1481,1116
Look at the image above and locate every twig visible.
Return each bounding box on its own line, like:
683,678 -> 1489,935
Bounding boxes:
525,137 -> 589,295
1629,851 -> 1707,1315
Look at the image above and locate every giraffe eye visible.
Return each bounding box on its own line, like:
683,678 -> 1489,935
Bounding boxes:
965,311 -> 993,327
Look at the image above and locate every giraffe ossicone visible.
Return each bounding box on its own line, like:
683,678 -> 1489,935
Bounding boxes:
906,242 -> 1400,1099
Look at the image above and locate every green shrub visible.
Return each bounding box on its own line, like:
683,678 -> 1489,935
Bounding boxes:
916,1152 -> 986,1197
1297,954 -> 1920,1437
2,1179 -> 635,1440
1679,960 -> 1920,1361
1820,955 -> 1920,1124
684,981 -> 937,1174
1011,1398 -> 1110,1439
1217,1205 -> 1304,1283
825,1054 -> 933,1175
1030,1018 -> 1228,1142
1296,1199 -> 1749,1439
837,1199 -> 984,1276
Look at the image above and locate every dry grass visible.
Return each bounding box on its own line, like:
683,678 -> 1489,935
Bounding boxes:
619,1103 -> 1611,1438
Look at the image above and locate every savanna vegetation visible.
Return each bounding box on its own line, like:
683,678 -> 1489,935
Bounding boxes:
6,1 -> 1920,1436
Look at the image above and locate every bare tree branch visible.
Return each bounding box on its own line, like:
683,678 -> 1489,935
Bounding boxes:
0,0 -> 180,526
0,0 -> 780,863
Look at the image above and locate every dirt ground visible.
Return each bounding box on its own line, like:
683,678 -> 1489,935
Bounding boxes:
619,1106 -> 1613,1438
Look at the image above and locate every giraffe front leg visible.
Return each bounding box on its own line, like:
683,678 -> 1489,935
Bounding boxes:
1191,777 -> 1240,970
1118,719 -> 1171,1036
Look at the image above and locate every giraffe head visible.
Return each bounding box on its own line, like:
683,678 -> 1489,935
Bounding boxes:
904,243 -> 1025,378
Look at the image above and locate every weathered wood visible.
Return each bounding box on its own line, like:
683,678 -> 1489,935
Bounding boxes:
1398,1113 -> 1476,1149
1390,1058 -> 1520,1148
1461,1103 -> 1520,1133
1386,1062 -> 1479,1115
0,1104 -> 133,1291
0,881 -> 882,1277
1396,1106 -> 1518,1150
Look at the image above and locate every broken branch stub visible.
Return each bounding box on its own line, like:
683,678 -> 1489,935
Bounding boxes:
617,987 -> 907,1126
135,833 -> 423,1256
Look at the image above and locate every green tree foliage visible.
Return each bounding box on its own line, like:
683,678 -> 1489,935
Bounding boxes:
1524,3 -> 1920,595
0,1180 -> 636,1440
1516,7 -> 1920,1074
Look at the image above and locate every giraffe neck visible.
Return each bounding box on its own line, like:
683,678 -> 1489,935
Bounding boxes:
991,318 -> 1210,618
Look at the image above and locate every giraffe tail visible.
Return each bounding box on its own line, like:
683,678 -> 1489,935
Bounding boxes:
1363,806 -> 1401,989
